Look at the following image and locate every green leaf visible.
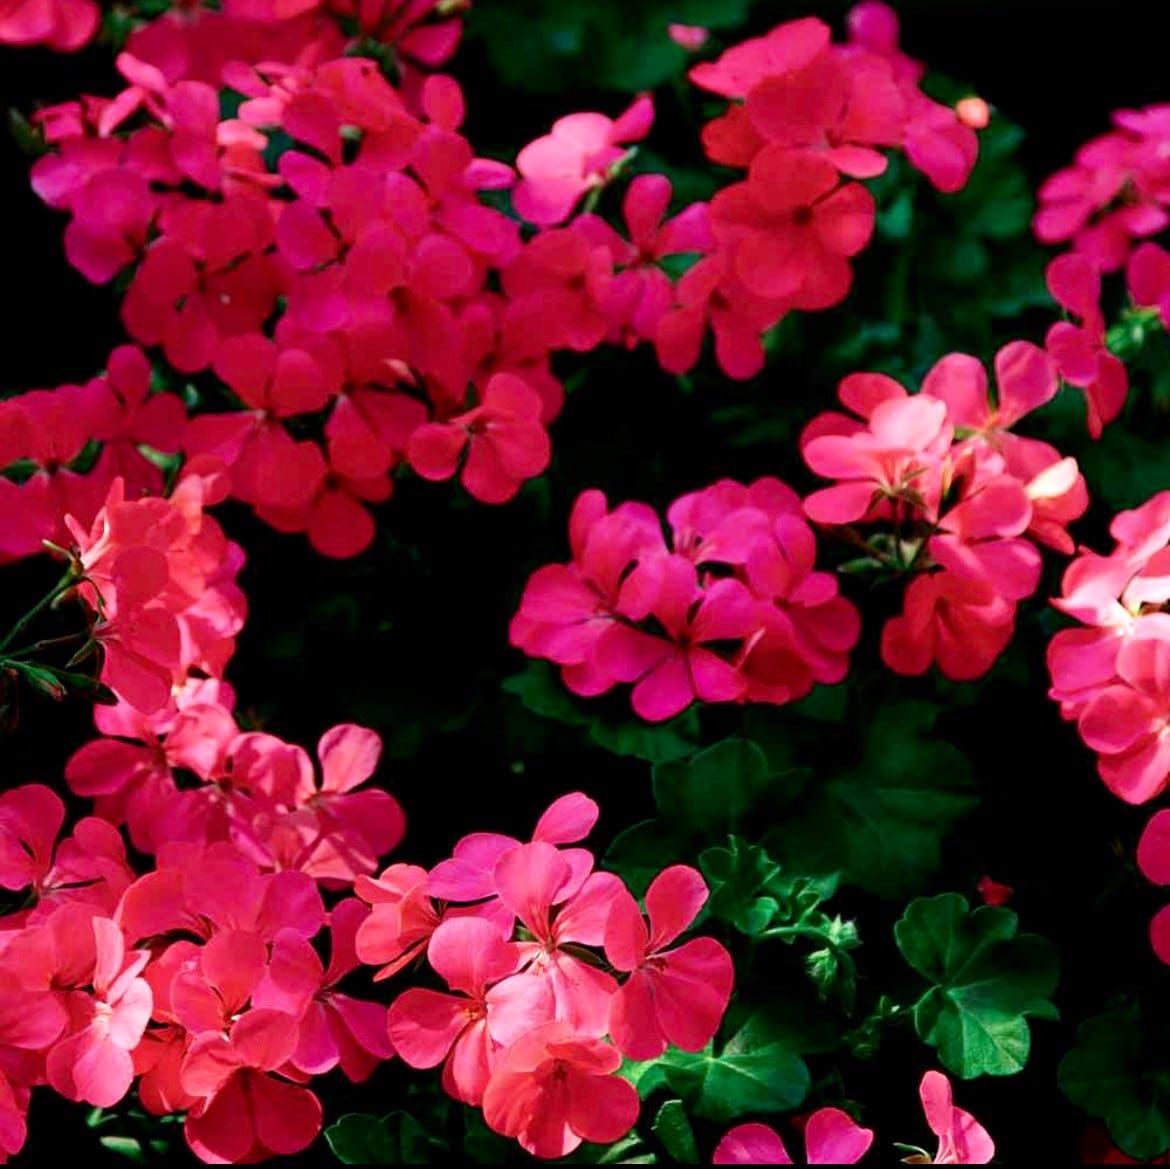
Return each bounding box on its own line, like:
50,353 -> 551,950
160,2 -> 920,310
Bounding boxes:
652,1100 -> 699,1164
503,662 -> 589,726
325,1112 -> 434,1164
605,819 -> 691,898
589,710 -> 699,763
652,1014 -> 810,1122
895,894 -> 1059,1078
653,739 -> 771,834
1060,1011 -> 1170,1161
99,1136 -> 147,1164
700,837 -> 782,936
767,702 -> 978,899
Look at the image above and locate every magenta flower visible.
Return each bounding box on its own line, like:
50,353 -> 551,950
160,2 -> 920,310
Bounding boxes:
713,1109 -> 874,1164
604,865 -> 733,1060
512,96 -> 654,226
917,1070 -> 995,1164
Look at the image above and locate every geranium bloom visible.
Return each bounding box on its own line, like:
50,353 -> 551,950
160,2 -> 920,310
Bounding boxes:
387,916 -> 547,1104
595,556 -> 759,721
604,865 -> 733,1059
512,96 -> 654,226
916,1070 -> 995,1164
181,1009 -> 323,1163
0,0 -> 100,51
407,373 -> 551,504
492,841 -> 622,1036
710,153 -> 875,307
355,863 -> 441,979
481,1022 -> 639,1159
45,917 -> 153,1108
713,1110 -> 875,1164
1046,255 -> 1128,437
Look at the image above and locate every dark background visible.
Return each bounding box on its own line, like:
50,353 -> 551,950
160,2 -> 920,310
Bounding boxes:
2,1 -> 1166,1164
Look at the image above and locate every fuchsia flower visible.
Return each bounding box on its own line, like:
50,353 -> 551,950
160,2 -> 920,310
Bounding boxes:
604,865 -> 733,1059
481,1022 -> 639,1159
0,0 -> 99,51
355,863 -> 442,979
512,96 -> 654,226
713,1109 -> 874,1164
917,1070 -> 995,1164
1046,255 -> 1129,437
408,372 -> 551,504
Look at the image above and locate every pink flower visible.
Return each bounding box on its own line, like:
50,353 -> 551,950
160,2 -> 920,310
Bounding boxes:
388,916 -> 549,1105
917,1070 -> 995,1164
0,785 -> 64,894
976,876 -> 1014,907
713,1109 -> 874,1164
492,841 -> 622,1036
0,0 -> 100,51
45,917 -> 153,1108
1047,255 -> 1128,437
252,901 -> 395,1082
710,152 -> 875,307
668,24 -> 709,52
803,386 -> 952,525
408,373 -> 551,504
355,863 -> 441,979
604,865 -> 733,1059
181,1009 -> 323,1163
512,96 -> 654,226
481,1022 -> 639,1159
595,556 -> 759,721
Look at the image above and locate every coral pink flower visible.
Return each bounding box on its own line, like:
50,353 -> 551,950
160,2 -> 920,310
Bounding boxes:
668,24 -> 709,52
0,785 -> 64,894
388,916 -> 549,1104
604,865 -> 733,1059
512,96 -> 654,226
355,863 -> 441,979
45,917 -> 153,1108
713,1109 -> 874,1164
917,1070 -> 994,1164
252,902 -> 395,1082
181,1009 -> 323,1163
481,1022 -> 639,1159
595,556 -> 759,721
408,373 -> 551,504
1046,255 -> 1129,437
492,842 -> 622,1036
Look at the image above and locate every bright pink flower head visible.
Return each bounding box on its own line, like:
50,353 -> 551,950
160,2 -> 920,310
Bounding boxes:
0,785 -> 64,894
0,0 -> 100,51
512,96 -> 654,226
595,556 -> 759,721
668,23 -> 709,52
492,841 -> 621,1035
45,917 -> 153,1109
180,1009 -> 323,1163
387,916 -> 547,1105
604,865 -> 733,1060
803,379 -> 952,526
1046,254 -> 1129,438
481,1022 -> 639,1159
354,863 -> 440,979
408,372 -> 551,504
713,1109 -> 875,1164
918,1070 -> 995,1164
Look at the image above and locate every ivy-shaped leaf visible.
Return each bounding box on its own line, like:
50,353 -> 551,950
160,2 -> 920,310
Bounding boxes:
895,893 -> 1059,1078
654,739 -> 774,834
1060,1010 -> 1170,1161
325,1112 -> 436,1164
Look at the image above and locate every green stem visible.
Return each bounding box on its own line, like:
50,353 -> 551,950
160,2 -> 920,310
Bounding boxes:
0,567 -> 81,655
4,631 -> 90,660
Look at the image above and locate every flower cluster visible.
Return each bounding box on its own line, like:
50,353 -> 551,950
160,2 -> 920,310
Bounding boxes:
0,781 -> 394,1163
0,346 -> 187,565
359,793 -> 734,1158
657,3 -> 979,380
803,342 -> 1087,681
0,0 -> 98,50
710,1071 -> 992,1165
510,479 -> 860,721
